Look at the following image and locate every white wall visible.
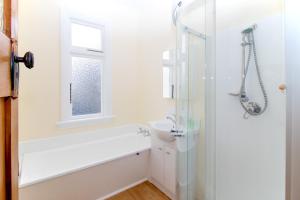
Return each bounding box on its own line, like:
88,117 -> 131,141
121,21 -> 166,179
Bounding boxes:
18,0 -> 175,140
137,0 -> 176,122
215,1 -> 286,200
18,0 -> 140,140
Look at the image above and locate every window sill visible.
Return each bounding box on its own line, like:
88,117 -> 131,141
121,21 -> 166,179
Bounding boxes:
57,115 -> 115,129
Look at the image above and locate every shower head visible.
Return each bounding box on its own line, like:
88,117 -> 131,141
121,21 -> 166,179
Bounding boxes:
242,24 -> 257,34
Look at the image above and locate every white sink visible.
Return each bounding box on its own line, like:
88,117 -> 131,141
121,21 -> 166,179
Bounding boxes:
150,121 -> 176,142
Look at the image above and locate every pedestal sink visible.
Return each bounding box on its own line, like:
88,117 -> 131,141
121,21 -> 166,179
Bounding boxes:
149,120 -> 176,142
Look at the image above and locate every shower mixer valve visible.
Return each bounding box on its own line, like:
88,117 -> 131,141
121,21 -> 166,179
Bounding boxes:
244,102 -> 262,114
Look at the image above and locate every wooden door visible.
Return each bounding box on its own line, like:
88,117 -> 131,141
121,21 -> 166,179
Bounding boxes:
0,0 -> 18,199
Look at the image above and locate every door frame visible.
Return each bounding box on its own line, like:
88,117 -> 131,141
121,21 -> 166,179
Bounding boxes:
0,0 -> 19,200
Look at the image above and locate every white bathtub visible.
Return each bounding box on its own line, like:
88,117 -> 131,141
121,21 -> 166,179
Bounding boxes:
19,125 -> 151,200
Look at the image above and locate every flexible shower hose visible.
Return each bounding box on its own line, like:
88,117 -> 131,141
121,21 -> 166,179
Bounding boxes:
240,31 -> 268,118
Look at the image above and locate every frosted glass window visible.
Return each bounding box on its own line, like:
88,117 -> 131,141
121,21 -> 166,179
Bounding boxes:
72,23 -> 103,51
72,57 -> 102,116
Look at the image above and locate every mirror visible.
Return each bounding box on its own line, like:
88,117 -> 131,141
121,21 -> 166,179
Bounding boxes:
162,49 -> 175,99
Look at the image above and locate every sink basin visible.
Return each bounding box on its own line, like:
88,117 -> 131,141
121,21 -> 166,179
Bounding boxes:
150,121 -> 176,142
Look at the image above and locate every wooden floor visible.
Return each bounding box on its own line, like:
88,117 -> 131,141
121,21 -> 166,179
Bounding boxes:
107,181 -> 171,200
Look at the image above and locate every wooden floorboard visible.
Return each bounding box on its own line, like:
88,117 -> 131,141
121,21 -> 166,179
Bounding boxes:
107,181 -> 171,200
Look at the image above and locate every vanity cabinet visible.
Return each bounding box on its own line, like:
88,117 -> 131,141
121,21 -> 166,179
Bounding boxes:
164,146 -> 176,194
150,142 -> 176,196
151,146 -> 165,185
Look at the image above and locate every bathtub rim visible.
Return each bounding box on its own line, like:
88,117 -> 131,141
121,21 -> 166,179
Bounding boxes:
19,124 -> 149,155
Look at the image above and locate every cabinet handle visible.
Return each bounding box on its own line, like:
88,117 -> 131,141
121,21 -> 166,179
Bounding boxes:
158,147 -> 163,151
69,83 -> 72,104
166,152 -> 171,155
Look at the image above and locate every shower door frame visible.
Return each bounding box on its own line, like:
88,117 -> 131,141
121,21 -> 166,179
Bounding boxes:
285,0 -> 300,199
175,0 -> 217,198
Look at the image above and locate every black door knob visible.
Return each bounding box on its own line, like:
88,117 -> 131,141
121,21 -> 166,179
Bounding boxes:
14,52 -> 34,69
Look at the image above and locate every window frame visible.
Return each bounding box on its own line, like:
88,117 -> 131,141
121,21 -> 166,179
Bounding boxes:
59,8 -> 113,127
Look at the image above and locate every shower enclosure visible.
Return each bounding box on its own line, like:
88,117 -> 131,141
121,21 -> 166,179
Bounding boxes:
175,0 -> 286,200
175,0 -> 216,199
176,23 -> 206,199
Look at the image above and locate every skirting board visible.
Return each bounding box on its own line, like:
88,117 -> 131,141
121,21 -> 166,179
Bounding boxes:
96,178 -> 148,200
148,178 -> 176,200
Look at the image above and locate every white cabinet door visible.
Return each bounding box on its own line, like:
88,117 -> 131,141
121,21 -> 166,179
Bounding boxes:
164,146 -> 176,194
151,146 -> 164,185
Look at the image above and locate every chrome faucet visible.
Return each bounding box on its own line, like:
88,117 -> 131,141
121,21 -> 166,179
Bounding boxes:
166,116 -> 176,124
166,115 -> 184,137
166,115 -> 176,128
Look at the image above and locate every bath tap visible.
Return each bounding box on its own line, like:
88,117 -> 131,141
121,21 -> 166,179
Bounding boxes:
137,127 -> 151,137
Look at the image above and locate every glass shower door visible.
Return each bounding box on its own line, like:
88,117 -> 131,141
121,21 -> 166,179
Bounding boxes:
176,10 -> 207,200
